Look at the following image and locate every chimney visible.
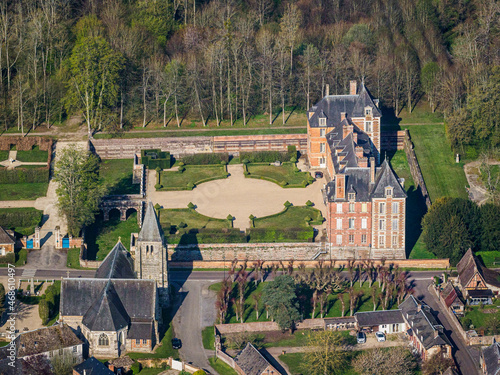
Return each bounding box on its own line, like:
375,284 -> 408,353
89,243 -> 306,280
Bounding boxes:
359,157 -> 368,167
355,146 -> 363,158
417,303 -> 422,312
343,124 -> 353,139
108,364 -> 115,372
325,84 -> 330,97
370,157 -> 375,183
340,112 -> 346,121
353,132 -> 358,144
350,80 -> 357,95
335,174 -> 345,200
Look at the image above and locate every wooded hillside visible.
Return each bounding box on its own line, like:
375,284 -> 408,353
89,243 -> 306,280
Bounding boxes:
0,0 -> 498,150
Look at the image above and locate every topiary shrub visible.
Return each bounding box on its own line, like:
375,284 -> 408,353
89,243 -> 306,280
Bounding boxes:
187,202 -> 196,209
284,201 -> 292,208
242,159 -> 250,164
155,167 -> 161,173
306,200 -> 314,207
155,183 -> 163,190
304,216 -> 312,223
187,182 -> 195,189
178,222 -> 187,228
290,156 -> 297,163
131,362 -> 141,375
178,161 -> 185,167
178,166 -> 186,173
154,203 -> 161,211
281,180 -> 288,187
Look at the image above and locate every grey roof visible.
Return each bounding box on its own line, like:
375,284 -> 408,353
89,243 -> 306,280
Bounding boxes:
355,310 -> 405,327
138,201 -> 163,242
307,83 -> 381,128
127,321 -> 153,340
443,367 -> 459,375
399,296 -> 452,350
457,249 -> 500,290
82,280 -> 130,332
235,343 -> 274,375
371,159 -> 407,199
0,226 -> 15,244
0,358 -> 47,375
482,340 -> 500,375
60,278 -> 156,322
95,241 -> 135,279
74,357 -> 114,375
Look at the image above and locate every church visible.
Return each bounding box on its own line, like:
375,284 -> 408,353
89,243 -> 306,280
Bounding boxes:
59,202 -> 168,358
307,80 -> 407,259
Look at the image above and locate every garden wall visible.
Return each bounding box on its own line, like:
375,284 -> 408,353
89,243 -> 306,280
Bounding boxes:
212,134 -> 307,154
404,129 -> 431,208
215,319 -> 325,334
381,130 -> 405,150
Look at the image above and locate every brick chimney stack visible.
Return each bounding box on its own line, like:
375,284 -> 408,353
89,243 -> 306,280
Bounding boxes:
370,157 -> 375,183
335,174 -> 346,200
343,124 -> 354,139
350,80 -> 357,95
325,84 -> 329,97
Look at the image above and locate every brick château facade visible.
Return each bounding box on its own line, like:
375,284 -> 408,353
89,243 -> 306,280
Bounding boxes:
307,81 -> 406,259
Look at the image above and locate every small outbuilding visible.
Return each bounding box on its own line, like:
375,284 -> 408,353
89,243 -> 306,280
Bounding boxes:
354,310 -> 405,334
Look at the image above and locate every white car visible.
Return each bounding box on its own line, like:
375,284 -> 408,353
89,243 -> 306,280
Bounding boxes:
375,332 -> 386,342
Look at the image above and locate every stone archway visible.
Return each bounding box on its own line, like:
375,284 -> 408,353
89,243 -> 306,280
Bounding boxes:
100,198 -> 144,226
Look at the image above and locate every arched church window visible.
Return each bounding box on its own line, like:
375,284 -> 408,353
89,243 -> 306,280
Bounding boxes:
98,333 -> 109,346
150,246 -> 154,254
146,245 -> 149,253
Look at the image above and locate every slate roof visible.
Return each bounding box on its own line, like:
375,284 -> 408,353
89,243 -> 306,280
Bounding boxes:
371,159 -> 407,199
399,296 -> 452,350
94,241 -> 135,279
60,278 -> 156,324
138,201 -> 164,242
0,324 -> 82,360
355,309 -> 405,327
308,83 -> 381,128
74,357 -> 114,375
443,367 -> 459,375
235,342 -> 274,375
457,249 -> 500,290
0,358 -> 47,375
127,321 -> 153,340
482,340 -> 500,375
0,226 -> 15,244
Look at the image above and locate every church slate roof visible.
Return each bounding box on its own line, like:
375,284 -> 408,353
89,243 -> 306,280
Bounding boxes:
127,321 -> 153,340
94,241 -> 135,279
0,226 -> 15,244
371,159 -> 407,199
482,340 -> 500,375
235,342 -> 273,375
82,281 -> 130,332
138,201 -> 163,242
60,278 -> 156,323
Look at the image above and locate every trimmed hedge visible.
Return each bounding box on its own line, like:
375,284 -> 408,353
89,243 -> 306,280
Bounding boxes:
0,168 -> 49,184
182,153 -> 230,165
0,253 -> 15,265
240,151 -> 291,163
0,208 -> 42,231
141,149 -> 172,169
168,228 -> 247,244
247,227 -> 314,242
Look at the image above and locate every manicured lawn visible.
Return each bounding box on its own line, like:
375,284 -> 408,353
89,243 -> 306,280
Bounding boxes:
382,101 -> 444,126
85,212 -> 140,261
0,182 -> 48,200
253,206 -> 323,229
158,208 -> 230,230
100,159 -> 140,195
386,151 -> 434,259
128,308 -> 179,360
401,125 -> 468,201
15,146 -> 48,162
137,368 -> 165,375
476,251 -> 500,268
202,326 -> 215,350
158,165 -> 228,190
0,207 -> 43,236
209,357 -> 239,375
246,163 -> 312,187
66,248 -> 94,270
0,151 -> 9,161
461,305 -> 500,335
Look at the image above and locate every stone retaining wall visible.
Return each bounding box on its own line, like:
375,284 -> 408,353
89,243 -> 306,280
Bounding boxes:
215,319 -> 325,334
404,129 -> 431,208
212,134 -> 307,154
381,130 -> 405,150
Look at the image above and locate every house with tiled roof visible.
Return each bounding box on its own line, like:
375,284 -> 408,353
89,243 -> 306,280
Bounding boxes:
481,339 -> 500,375
0,226 -> 15,256
399,296 -> 452,360
234,343 -> 279,375
439,282 -> 465,315
307,80 -> 406,259
457,249 -> 500,304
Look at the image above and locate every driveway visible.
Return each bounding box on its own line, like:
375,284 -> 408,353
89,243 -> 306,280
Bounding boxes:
147,164 -> 327,230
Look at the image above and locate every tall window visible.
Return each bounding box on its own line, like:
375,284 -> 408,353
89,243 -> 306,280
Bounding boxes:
150,245 -> 153,254
336,204 -> 343,213
392,235 -> 398,247
361,203 -> 368,212
73,346 -> 77,353
349,234 -> 354,244
365,121 -> 372,132
361,218 -> 367,229
319,117 -> 326,126
392,219 -> 398,231
379,235 -> 385,247
320,129 -> 326,137
349,203 -> 355,212
379,202 -> 385,214
98,334 -> 109,346
336,235 -> 342,245
361,234 -> 367,244
379,219 -> 385,231
349,218 -> 355,229
320,143 -> 326,153
336,219 -> 342,230
320,157 -> 326,165
392,202 -> 399,214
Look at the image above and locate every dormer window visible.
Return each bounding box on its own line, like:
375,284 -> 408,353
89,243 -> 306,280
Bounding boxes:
365,107 -> 372,116
385,187 -> 393,197
348,192 -> 355,201
319,117 -> 327,127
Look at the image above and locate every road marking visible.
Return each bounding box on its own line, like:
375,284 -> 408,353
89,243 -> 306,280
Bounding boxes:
21,269 -> 37,278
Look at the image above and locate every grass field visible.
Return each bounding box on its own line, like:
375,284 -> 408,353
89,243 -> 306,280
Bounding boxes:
100,159 -> 140,195
476,251 -> 500,268
461,304 -> 500,335
253,206 -> 323,228
401,125 -> 468,201
202,326 -> 215,350
246,163 -> 312,187
158,165 -> 228,190
0,182 -> 48,200
15,146 -> 48,162
0,151 -> 9,161
85,211 -> 139,261
158,208 -> 230,231
382,101 -> 444,126
136,369 -> 164,375
209,357 -> 239,375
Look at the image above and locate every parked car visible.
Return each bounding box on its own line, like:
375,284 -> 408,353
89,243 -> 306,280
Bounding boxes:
314,171 -> 324,179
375,331 -> 386,342
171,338 -> 182,349
356,331 -> 366,344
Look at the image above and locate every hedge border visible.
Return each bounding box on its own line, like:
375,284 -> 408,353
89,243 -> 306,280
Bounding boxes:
157,166 -> 228,191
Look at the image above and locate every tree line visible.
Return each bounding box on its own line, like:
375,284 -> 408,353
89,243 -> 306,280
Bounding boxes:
0,0 -> 498,149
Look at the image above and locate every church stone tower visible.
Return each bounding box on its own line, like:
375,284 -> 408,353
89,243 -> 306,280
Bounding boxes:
135,201 -> 169,305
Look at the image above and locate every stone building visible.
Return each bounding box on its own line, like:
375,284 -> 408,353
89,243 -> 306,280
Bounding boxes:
307,81 -> 406,259
0,226 -> 15,256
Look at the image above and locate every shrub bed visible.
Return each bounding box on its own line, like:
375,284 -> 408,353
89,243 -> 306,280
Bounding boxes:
0,168 -> 49,184
141,149 -> 172,169
247,227 -> 314,242
181,153 -> 229,165
168,228 -> 247,245
240,151 -> 291,163
0,208 -> 43,235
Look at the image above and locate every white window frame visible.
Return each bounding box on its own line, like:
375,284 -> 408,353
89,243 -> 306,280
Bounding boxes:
379,235 -> 385,247
361,218 -> 367,229
392,219 -> 398,231
361,234 -> 367,244
336,219 -> 342,230
379,202 -> 385,214
379,219 -> 385,231
361,203 -> 367,213
349,234 -> 354,244
392,235 -> 398,247
365,121 -> 372,132
392,202 -> 398,214
320,143 -> 326,153
349,218 -> 355,229
319,117 -> 327,126
320,129 -> 326,137
336,203 -> 343,214
336,235 -> 342,245
386,187 -> 393,197
365,107 -> 372,116
349,203 -> 355,213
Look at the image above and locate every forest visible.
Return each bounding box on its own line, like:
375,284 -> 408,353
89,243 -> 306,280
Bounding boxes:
0,0 -> 498,151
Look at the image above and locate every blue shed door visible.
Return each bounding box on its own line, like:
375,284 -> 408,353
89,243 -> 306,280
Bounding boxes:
62,237 -> 70,248
26,239 -> 33,249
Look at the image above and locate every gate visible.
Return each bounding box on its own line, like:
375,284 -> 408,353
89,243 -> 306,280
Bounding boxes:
62,237 -> 70,249
26,239 -> 33,249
